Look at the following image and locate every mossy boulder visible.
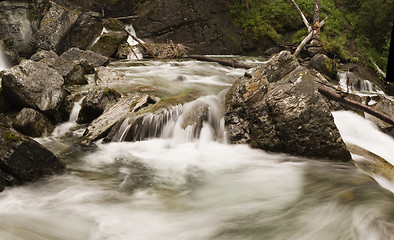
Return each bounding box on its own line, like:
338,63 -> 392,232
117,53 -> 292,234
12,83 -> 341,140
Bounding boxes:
91,33 -> 128,58
0,115 -> 65,192
225,51 -> 351,161
308,54 -> 338,80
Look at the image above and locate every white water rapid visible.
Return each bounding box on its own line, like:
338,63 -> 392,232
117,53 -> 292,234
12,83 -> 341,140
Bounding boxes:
0,59 -> 393,240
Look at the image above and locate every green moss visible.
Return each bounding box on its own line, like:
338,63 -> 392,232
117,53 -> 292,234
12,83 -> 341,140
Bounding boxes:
3,131 -> 23,142
137,90 -> 201,115
103,18 -> 124,32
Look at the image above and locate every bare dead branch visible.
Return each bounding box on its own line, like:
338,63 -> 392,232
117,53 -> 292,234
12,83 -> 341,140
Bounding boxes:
289,0 -> 312,33
294,18 -> 327,57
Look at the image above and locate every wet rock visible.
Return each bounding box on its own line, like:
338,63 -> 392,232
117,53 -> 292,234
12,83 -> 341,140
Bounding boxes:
308,54 -> 337,80
1,60 -> 67,116
59,91 -> 84,121
82,94 -> 153,143
94,66 -> 127,84
77,88 -> 121,124
53,48 -> 109,78
366,96 -> 394,137
0,115 -> 65,192
225,51 -> 351,161
36,1 -> 79,53
12,108 -> 55,137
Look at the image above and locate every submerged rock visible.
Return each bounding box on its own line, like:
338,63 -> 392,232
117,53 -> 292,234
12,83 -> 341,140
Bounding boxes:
0,115 -> 65,192
12,108 -> 55,137
1,60 -> 67,116
225,51 -> 351,161
94,66 -> 127,84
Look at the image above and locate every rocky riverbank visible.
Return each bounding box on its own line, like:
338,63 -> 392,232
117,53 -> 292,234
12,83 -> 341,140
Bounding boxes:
0,0 -> 393,192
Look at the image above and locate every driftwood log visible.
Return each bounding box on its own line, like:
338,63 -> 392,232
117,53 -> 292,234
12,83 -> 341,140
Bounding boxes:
317,86 -> 394,126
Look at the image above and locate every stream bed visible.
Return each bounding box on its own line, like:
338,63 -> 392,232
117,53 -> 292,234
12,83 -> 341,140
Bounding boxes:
0,58 -> 393,240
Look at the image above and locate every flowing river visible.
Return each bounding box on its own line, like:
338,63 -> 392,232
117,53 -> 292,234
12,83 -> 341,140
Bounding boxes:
0,58 -> 393,240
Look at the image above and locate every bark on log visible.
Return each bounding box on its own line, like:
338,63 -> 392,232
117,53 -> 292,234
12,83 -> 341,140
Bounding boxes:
317,85 -> 394,126
185,55 -> 253,69
289,0 -> 312,33
294,18 -> 326,57
117,22 -> 157,59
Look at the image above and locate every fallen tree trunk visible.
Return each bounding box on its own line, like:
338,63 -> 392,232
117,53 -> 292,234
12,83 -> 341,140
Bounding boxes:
185,55 -> 253,69
117,22 -> 157,59
317,85 -> 394,126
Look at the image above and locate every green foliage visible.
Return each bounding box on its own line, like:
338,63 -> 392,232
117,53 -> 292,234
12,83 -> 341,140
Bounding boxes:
229,0 -> 310,43
228,0 -> 393,71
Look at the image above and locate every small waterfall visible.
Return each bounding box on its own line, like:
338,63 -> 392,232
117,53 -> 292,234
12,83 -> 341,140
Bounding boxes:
52,97 -> 84,138
125,24 -> 143,60
113,104 -> 183,142
111,95 -> 225,143
88,27 -> 108,49
338,71 -> 376,93
163,95 -> 225,143
0,47 -> 11,71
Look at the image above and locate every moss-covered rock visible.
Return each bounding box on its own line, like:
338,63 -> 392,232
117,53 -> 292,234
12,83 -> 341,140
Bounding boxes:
308,54 -> 338,80
225,51 -> 351,161
91,33 -> 128,58
0,115 -> 65,192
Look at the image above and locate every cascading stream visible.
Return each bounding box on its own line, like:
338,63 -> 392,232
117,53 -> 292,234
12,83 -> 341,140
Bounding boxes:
0,58 -> 393,240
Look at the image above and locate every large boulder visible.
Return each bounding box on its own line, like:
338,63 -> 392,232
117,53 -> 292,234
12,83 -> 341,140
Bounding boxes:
60,11 -> 103,53
0,1 -> 38,61
0,115 -> 65,192
308,53 -> 338,80
1,60 -> 67,119
52,48 -> 109,81
36,1 -> 79,53
225,51 -> 351,161
133,0 -> 249,55
12,108 -> 55,137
